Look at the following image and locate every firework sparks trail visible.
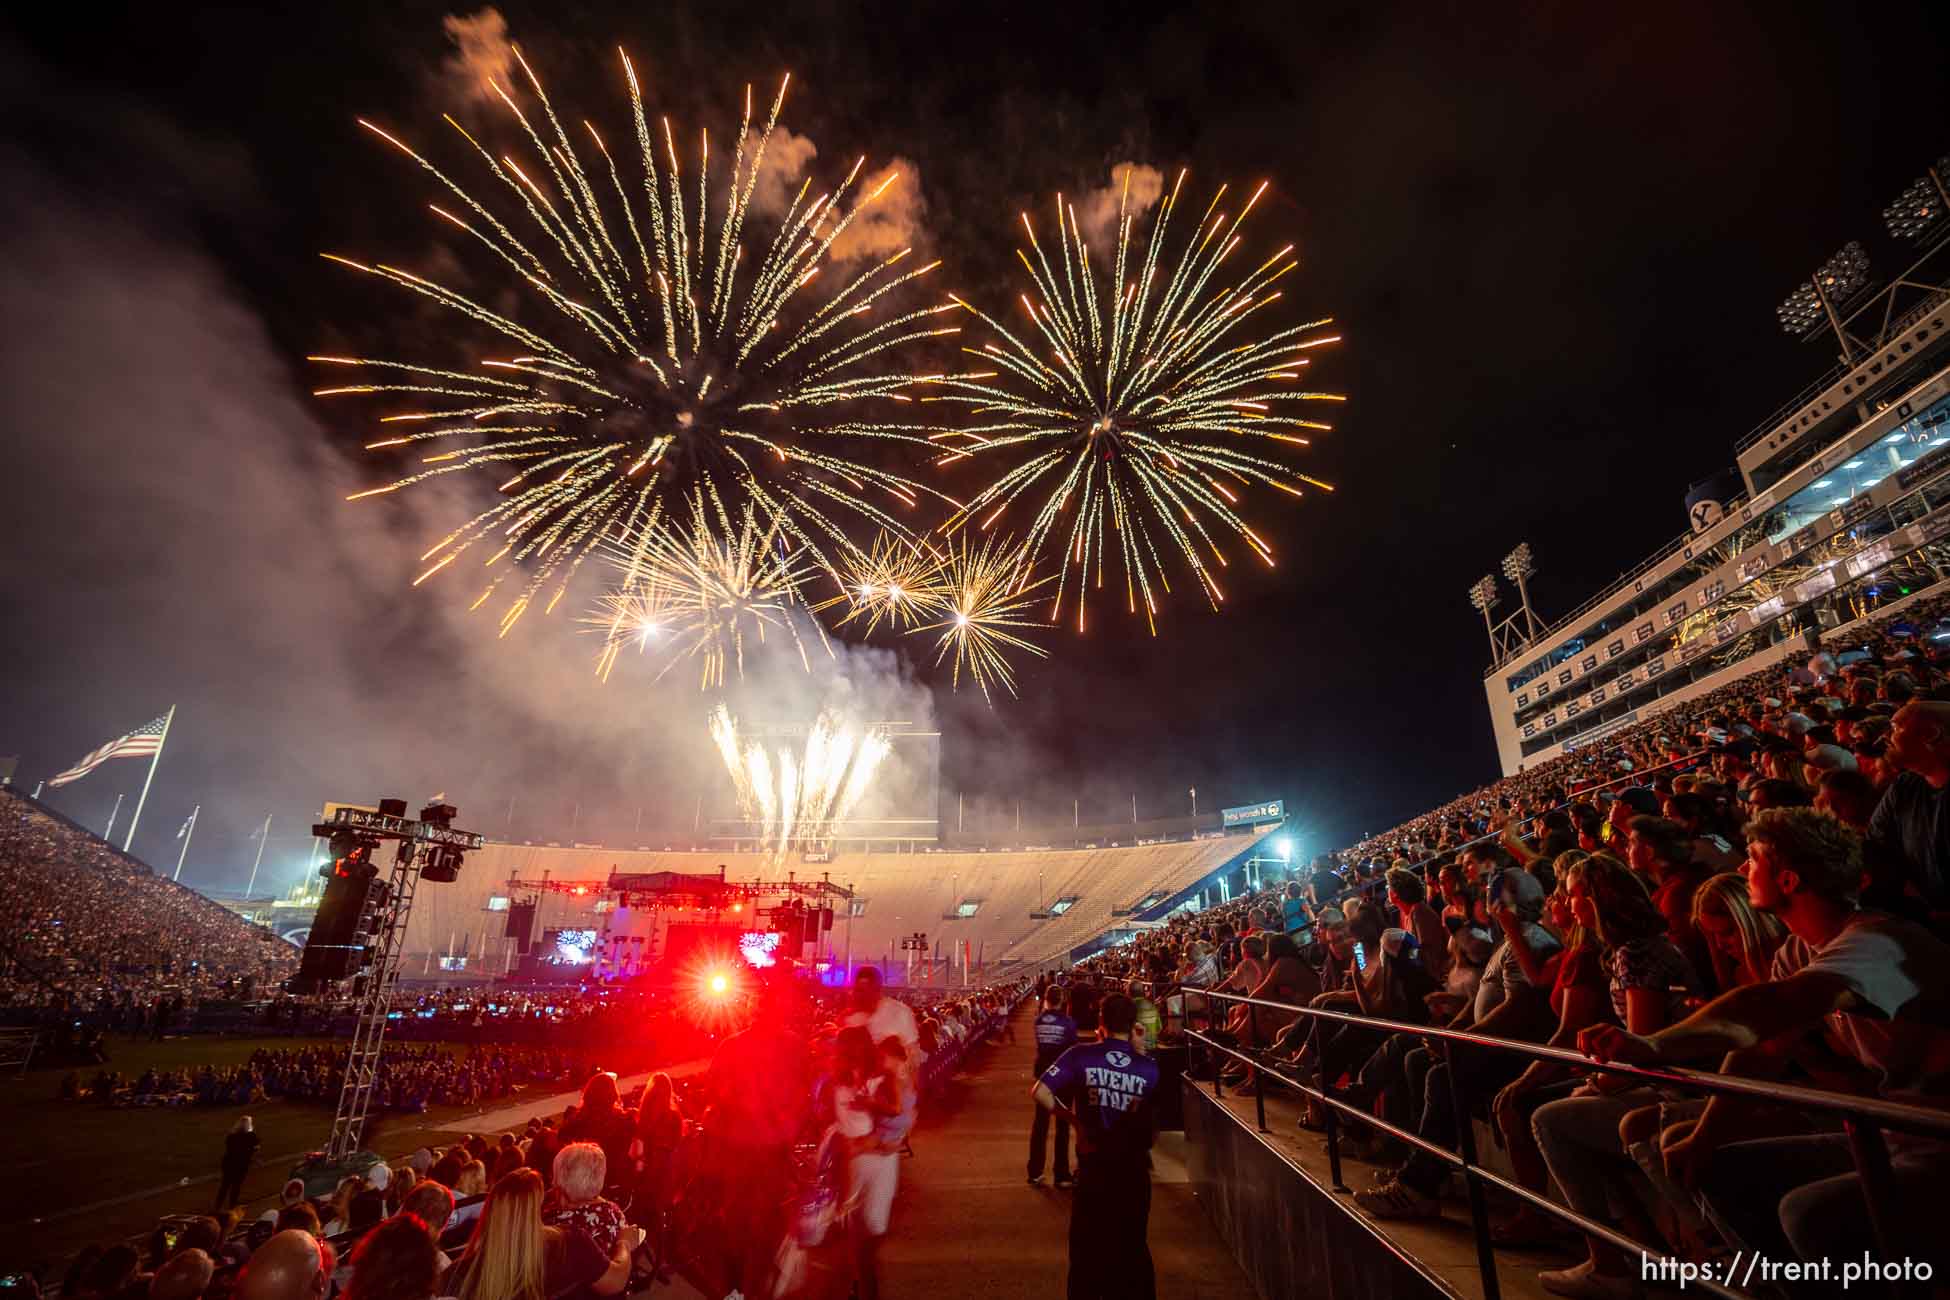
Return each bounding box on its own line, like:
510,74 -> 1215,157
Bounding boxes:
709,704 -> 891,861
915,534 -> 1052,702
809,530 -> 950,635
587,486 -> 826,689
925,169 -> 1343,634
315,52 -> 960,636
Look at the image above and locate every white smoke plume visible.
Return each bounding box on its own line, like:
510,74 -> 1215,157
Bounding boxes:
1076,161 -> 1166,251
827,159 -> 926,263
441,7 -> 515,103
741,123 -> 820,221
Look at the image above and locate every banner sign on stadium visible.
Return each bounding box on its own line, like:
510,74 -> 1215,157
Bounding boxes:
1221,799 -> 1284,828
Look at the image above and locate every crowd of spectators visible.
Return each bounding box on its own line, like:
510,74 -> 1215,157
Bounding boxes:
56,1042 -> 607,1113
1082,594 -> 1950,1298
0,792 -> 296,1014
28,969 -> 1026,1300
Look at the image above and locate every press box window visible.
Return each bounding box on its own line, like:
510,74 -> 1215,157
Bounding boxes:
1047,896 -> 1079,916
485,895 -> 510,912
955,900 -> 983,917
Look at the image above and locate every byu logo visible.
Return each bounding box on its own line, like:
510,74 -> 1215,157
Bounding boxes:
1690,499 -> 1724,532
1106,1050 -> 1131,1067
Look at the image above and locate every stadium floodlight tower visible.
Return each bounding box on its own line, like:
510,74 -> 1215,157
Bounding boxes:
1775,240 -> 1874,363
304,799 -> 483,1162
1502,543 -> 1546,643
1883,155 -> 1949,248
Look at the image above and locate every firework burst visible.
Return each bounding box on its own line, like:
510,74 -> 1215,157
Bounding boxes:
928,169 -> 1342,634
709,703 -> 891,861
314,50 -> 958,633
917,535 -> 1052,702
590,488 -> 825,690
808,530 -> 950,636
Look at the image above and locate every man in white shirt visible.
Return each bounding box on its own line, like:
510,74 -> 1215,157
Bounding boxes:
844,966 -> 920,1057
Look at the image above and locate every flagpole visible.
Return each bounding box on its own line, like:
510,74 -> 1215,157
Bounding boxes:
173,805 -> 200,882
246,812 -> 272,896
103,793 -> 124,841
122,704 -> 174,853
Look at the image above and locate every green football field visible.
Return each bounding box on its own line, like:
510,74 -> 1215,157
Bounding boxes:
0,1034 -> 552,1276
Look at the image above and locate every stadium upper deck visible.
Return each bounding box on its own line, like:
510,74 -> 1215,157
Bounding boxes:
1482,273 -> 1950,775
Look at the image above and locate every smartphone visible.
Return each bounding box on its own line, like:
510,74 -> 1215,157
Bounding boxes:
1352,941 -> 1367,972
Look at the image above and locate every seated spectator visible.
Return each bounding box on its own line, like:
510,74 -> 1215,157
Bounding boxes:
1868,700 -> 1950,928
542,1142 -> 628,1259
1814,768 -> 1880,831
1625,816 -> 1716,995
343,1216 -> 438,1300
398,1181 -> 456,1272
445,1168 -> 629,1300
1584,808 -> 1950,1278
149,1249 -> 212,1300
237,1231 -> 332,1300
1386,866 -> 1450,988
1527,853 -> 1699,1296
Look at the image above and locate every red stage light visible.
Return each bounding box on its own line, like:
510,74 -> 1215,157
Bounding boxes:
707,972 -> 730,996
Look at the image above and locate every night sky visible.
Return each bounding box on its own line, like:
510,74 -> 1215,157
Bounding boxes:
3,1 -> 1947,887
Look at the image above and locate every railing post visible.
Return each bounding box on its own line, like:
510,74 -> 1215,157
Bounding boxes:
1249,997 -> 1268,1134
1842,1116 -> 1925,1298
1207,988 -> 1223,1099
1439,1038 -> 1501,1300
1309,1011 -> 1349,1193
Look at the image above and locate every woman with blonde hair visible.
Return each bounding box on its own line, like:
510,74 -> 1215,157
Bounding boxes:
445,1167 -> 631,1300
1687,869 -> 1786,993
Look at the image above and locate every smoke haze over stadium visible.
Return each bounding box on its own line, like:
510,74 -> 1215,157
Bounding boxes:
2,1 -> 1948,887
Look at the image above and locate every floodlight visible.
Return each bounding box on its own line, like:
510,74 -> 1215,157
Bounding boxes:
1502,542 -> 1536,584
1776,242 -> 1871,338
1466,574 -> 1500,611
1883,158 -> 1949,245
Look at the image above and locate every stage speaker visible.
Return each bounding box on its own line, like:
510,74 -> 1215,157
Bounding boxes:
506,901 -> 537,952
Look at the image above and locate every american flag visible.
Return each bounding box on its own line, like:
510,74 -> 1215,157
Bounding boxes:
48,714 -> 170,788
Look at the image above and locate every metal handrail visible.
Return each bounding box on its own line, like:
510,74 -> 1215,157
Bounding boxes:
1187,988 -> 1950,1138
1182,985 -> 1942,1300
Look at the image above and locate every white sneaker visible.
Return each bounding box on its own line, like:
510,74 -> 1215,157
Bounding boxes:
1537,1260 -> 1642,1300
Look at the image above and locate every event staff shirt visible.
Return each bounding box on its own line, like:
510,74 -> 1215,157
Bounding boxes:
1033,1010 -> 1079,1072
1040,1038 -> 1160,1162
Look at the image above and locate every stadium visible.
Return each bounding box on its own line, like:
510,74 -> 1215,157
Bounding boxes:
5,8 -> 1950,1300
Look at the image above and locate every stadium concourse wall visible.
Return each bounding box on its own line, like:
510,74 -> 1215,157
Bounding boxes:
395,826 -> 1280,981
